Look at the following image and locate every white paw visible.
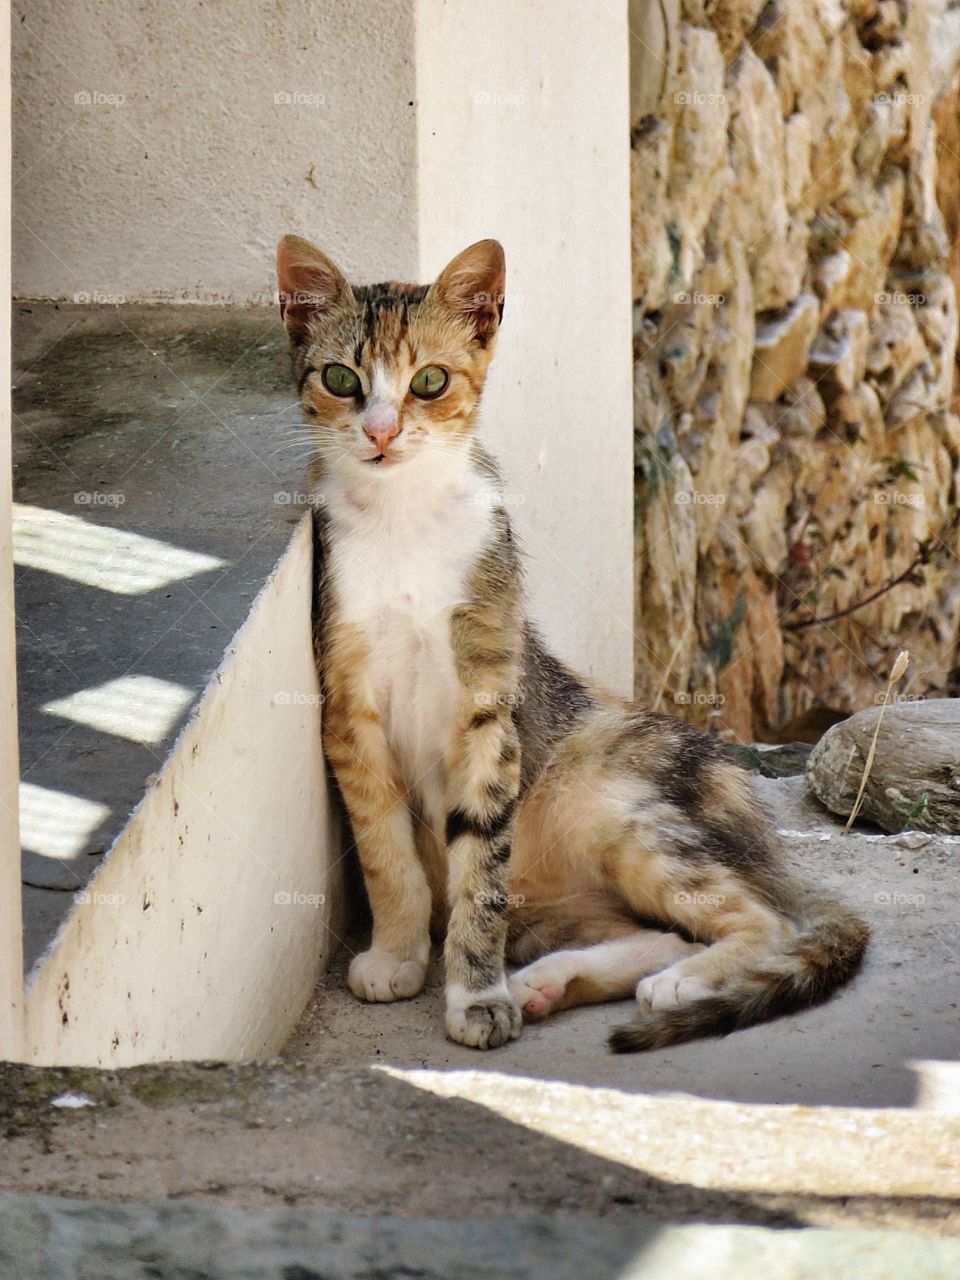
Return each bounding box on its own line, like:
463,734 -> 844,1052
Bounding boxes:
636,967 -> 713,1012
446,983 -> 522,1049
508,958 -> 571,1020
348,946 -> 427,1003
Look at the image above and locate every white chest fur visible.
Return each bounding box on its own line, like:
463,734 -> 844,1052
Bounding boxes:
322,455 -> 497,810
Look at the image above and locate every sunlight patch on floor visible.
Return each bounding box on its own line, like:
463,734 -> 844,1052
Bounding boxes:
375,1065 -> 960,1199
43,674 -> 195,745
19,782 -> 111,859
910,1060 -> 960,1114
13,504 -> 225,595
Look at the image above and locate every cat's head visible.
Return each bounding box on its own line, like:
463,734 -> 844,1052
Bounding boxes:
276,236 -> 505,476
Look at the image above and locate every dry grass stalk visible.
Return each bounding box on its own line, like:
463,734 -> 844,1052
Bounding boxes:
843,650 -> 910,834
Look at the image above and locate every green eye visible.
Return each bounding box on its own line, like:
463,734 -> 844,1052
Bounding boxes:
410,365 -> 448,399
322,363 -> 361,397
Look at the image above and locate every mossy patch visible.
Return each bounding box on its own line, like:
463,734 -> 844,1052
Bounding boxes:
0,1060 -> 310,1141
0,1065 -> 118,1140
706,592 -> 747,672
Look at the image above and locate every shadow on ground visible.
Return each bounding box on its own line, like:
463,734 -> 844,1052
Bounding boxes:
1,1060 -> 956,1237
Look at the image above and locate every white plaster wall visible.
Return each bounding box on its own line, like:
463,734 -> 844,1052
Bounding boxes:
13,0 -> 634,693
26,517 -> 341,1066
1,8 -> 26,1059
12,0 -> 419,298
415,0 -> 634,693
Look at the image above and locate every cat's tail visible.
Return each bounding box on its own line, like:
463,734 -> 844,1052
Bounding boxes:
607,906 -> 869,1053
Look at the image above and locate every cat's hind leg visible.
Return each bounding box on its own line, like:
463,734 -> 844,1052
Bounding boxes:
509,929 -> 704,1020
506,708 -> 796,1025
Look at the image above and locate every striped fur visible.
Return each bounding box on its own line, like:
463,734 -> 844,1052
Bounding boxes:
278,235 -> 868,1052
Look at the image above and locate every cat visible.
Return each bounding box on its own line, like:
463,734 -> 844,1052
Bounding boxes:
276,234 -> 869,1051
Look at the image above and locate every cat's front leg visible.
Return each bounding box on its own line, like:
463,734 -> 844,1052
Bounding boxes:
323,622 -> 431,1002
443,610 -> 524,1048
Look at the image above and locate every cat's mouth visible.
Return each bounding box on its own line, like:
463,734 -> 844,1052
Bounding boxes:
365,451 -> 400,467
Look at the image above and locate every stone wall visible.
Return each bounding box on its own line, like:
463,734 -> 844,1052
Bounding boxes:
631,0 -> 960,741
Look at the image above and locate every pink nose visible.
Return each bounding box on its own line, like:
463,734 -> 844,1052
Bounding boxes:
363,404 -> 400,452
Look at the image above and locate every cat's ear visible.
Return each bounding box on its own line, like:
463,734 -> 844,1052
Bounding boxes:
430,239 -> 506,347
276,235 -> 352,342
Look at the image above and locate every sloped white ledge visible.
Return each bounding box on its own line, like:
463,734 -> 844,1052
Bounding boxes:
24,514 -> 343,1066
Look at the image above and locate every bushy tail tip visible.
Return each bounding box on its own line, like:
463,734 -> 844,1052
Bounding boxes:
608,910 -> 869,1054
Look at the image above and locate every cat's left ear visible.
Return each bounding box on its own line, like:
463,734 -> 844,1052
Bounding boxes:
430,239 -> 505,347
276,235 -> 353,342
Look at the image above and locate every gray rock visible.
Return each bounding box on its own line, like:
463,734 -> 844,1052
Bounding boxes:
721,742 -> 812,778
2,1193 -> 960,1280
805,699 -> 960,834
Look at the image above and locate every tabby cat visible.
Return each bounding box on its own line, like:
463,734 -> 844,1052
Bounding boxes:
277,235 -> 868,1051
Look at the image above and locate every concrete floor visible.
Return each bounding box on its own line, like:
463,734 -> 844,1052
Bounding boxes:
12,303 -> 304,969
285,775 -> 960,1113
3,752 -> 957,1259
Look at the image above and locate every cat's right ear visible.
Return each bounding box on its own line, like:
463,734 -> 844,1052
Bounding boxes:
430,239 -> 506,348
276,236 -> 352,342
